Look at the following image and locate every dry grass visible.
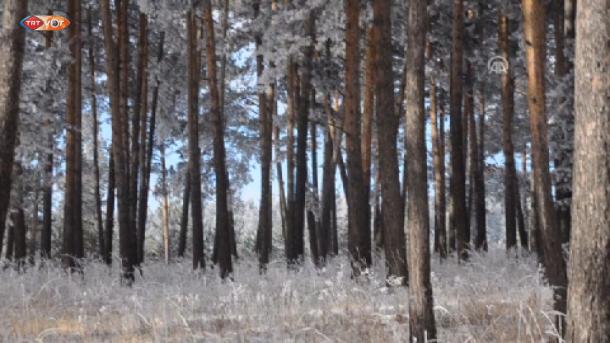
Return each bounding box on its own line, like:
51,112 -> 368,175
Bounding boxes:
0,247 -> 558,342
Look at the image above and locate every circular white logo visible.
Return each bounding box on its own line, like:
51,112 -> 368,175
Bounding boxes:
488,56 -> 509,74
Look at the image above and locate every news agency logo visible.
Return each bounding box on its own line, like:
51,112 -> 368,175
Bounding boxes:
20,15 -> 70,32
487,56 -> 509,75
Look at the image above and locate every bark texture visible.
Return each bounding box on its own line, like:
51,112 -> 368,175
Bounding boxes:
344,0 -> 371,272
406,0 -> 436,340
522,0 -> 567,324
566,0 -> 610,339
375,0 -> 407,282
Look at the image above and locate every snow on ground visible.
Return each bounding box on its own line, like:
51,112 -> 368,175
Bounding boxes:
0,246 -> 556,342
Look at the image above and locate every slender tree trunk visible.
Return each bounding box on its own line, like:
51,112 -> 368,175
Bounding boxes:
464,62 -> 474,245
522,0 -> 567,326
406,0 -> 436,339
159,143 -> 170,264
431,78 -> 447,258
474,87 -> 487,251
104,152 -> 115,265
345,0 -> 371,273
274,105 -> 287,241
101,0 -> 135,282
0,0 -> 27,257
320,103 -> 334,261
133,13 -> 149,265
362,26 -> 377,195
254,0 -> 273,269
500,15 -> 518,252
375,0 -> 407,283
187,9 -> 205,270
12,165 -> 26,269
307,118 -> 320,264
285,61 -> 297,260
178,169 -> 190,258
88,8 -> 105,259
566,0 -> 609,338
63,0 -> 83,269
203,0 -> 232,277
137,32 -> 164,265
552,0 -> 574,245
449,0 -> 468,260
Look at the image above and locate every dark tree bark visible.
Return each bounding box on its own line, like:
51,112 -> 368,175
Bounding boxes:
374,0 -> 407,283
178,169 -> 190,258
522,0 -> 567,326
133,13 -> 149,265
319,97 -> 336,261
474,87 -> 487,251
187,9 -> 205,270
40,25 -> 54,260
203,0 -> 233,277
292,13 -> 315,264
88,8 -> 105,259
449,0 -> 468,260
344,0 -> 371,273
100,0 -> 135,282
63,0 -> 83,269
406,0 -> 436,340
362,25 -> 377,195
254,0 -> 273,269
307,118 -> 320,265
552,0 -> 574,245
431,78 -> 447,258
5,219 -> 14,260
104,152 -> 115,265
137,32 -> 164,264
12,208 -> 27,269
566,0 -> 609,338
500,15 -> 518,251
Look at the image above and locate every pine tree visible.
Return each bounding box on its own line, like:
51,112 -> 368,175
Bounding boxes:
406,0 -> 436,339
566,0 -> 610,338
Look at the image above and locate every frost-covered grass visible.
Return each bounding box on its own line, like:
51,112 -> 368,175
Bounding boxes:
0,247 -> 557,342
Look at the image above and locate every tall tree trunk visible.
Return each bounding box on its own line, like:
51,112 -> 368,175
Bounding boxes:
307,118 -> 320,265
431,78 -> 447,258
274,104 -> 287,241
254,0 -> 273,269
522,0 -> 567,327
63,0 -> 83,269
137,32 -> 164,264
345,0 -> 371,273
474,87 -> 487,251
0,0 -> 27,257
88,8 -> 105,259
285,61 -> 297,260
375,0 -> 407,283
406,0 -> 436,339
552,0 -> 574,245
319,98 -> 335,261
500,15 -> 518,251
100,0 -> 135,282
187,9 -> 205,270
449,0 -> 468,260
12,165 -> 26,269
203,0 -> 233,277
464,62 -> 474,245
178,169 -> 190,258
133,13 -> 149,265
160,143 -> 170,264
362,26 -> 377,195
39,23 -> 54,261
566,0 -> 609,338
104,152 -> 115,265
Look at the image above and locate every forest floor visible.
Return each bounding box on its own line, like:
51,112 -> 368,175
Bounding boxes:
0,246 -> 557,342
